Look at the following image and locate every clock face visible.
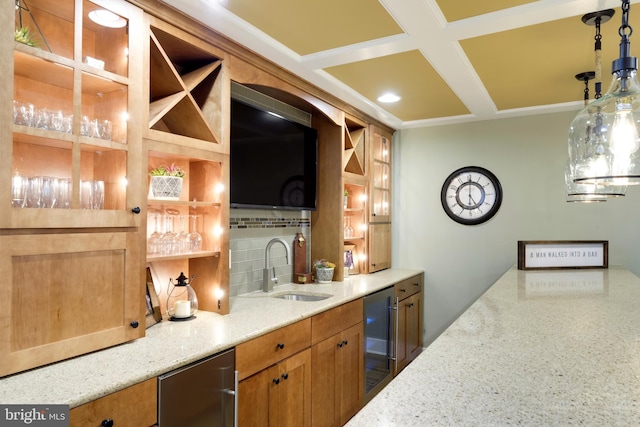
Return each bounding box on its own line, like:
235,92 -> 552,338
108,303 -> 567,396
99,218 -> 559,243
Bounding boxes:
440,166 -> 503,225
280,176 -> 306,207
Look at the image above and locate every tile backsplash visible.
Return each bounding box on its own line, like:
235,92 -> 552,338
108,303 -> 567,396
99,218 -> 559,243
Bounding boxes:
229,208 -> 311,296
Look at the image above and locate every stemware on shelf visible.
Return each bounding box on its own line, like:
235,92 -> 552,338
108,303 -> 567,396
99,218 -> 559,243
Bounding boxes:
344,215 -> 354,239
188,214 -> 203,253
160,212 -> 177,256
176,215 -> 190,254
147,213 -> 162,254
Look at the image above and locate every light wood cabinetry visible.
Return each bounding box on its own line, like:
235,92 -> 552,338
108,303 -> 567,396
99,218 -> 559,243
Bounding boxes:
237,319 -> 312,427
143,16 -> 230,315
369,223 -> 391,272
69,378 -> 157,427
311,299 -> 364,427
343,115 -> 368,276
368,128 -> 392,272
1,0 -> 146,377
394,274 -> 423,375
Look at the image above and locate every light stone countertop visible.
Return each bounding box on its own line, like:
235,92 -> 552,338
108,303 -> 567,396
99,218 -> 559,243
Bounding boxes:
346,266 -> 640,426
0,268 -> 421,408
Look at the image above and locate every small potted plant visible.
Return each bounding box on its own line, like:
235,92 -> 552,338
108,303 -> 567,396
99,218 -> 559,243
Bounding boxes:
313,259 -> 336,284
15,27 -> 37,47
149,163 -> 185,200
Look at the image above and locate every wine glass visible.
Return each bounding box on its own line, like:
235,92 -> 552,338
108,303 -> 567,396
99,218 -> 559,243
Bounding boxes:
188,215 -> 202,252
160,213 -> 177,255
147,213 -> 162,254
176,215 -> 190,254
344,216 -> 354,239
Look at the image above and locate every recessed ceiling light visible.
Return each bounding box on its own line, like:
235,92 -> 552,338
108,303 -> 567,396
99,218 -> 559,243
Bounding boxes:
88,9 -> 127,28
377,93 -> 401,103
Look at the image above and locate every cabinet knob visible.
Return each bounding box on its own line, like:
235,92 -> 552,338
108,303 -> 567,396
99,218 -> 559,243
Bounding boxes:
101,419 -> 114,427
276,343 -> 285,350
131,206 -> 141,214
407,303 -> 414,308
130,321 -> 139,328
281,373 -> 289,380
343,340 -> 348,346
337,342 -> 343,348
273,378 -> 280,385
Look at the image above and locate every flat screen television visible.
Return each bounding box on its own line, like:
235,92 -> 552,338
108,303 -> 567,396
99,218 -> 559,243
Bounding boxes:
230,98 -> 318,210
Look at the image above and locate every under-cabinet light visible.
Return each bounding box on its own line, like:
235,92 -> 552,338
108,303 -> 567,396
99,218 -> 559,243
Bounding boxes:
88,9 -> 127,29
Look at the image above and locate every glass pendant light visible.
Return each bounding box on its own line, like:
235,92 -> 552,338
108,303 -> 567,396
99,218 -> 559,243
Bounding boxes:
569,0 -> 640,186
565,161 -> 625,202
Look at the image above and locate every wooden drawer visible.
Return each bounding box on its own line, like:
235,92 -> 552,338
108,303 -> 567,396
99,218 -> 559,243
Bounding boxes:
69,378 -> 157,427
236,318 -> 311,380
394,274 -> 423,301
311,299 -> 363,345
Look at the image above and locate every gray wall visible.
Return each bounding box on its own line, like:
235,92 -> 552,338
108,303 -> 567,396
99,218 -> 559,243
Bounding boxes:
392,110 -> 640,346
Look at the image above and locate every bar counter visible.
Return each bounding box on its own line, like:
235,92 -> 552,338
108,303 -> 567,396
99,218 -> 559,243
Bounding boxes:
347,266 -> 640,426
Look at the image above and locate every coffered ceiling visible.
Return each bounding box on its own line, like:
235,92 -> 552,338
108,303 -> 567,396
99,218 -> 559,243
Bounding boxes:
161,0 -> 640,129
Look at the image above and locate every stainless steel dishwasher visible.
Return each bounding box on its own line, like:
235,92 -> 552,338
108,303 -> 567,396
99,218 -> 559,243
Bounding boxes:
158,348 -> 238,427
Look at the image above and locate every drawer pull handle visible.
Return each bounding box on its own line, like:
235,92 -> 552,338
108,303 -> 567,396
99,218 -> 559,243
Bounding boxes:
101,420 -> 114,427
337,340 -> 349,348
282,373 -> 289,380
131,206 -> 141,214
414,282 -> 420,287
277,343 -> 285,350
273,378 -> 280,385
400,288 -> 406,293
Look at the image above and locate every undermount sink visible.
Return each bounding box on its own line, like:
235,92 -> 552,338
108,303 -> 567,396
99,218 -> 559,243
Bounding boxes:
272,292 -> 332,302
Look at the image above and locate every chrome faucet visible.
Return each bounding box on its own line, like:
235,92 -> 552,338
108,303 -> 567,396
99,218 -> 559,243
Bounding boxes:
262,238 -> 291,292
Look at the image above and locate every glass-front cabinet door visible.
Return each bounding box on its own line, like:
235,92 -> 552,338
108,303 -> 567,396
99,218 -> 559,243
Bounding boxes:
0,0 -> 146,377
5,0 -> 143,229
370,131 -> 391,223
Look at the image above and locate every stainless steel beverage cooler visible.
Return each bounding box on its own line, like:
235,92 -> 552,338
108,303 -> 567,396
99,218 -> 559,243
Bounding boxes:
363,286 -> 395,402
158,348 -> 238,426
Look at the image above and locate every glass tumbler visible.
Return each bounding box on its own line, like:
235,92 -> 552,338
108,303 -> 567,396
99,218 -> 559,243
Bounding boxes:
26,176 -> 43,208
35,108 -> 51,130
50,110 -> 64,132
57,178 -> 72,209
40,176 -> 57,208
11,173 -> 27,208
80,180 -> 93,209
92,180 -> 104,209
19,103 -> 35,127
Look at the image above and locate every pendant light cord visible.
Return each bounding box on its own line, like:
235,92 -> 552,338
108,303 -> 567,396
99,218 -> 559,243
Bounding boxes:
595,16 -> 603,98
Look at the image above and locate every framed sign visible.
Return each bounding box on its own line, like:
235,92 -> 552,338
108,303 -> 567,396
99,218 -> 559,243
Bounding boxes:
145,266 -> 162,328
344,244 -> 360,275
517,240 -> 608,270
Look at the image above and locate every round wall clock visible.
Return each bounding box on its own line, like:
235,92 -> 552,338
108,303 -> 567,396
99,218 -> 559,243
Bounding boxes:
440,166 -> 503,225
